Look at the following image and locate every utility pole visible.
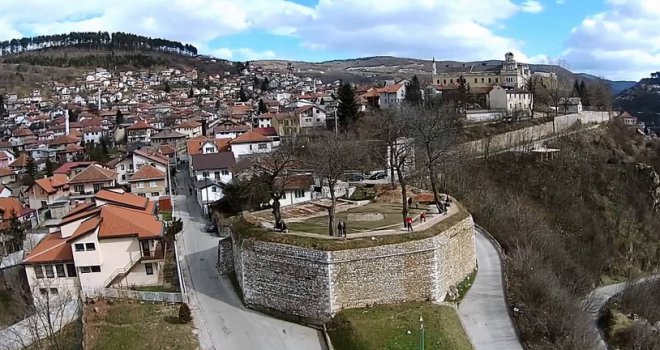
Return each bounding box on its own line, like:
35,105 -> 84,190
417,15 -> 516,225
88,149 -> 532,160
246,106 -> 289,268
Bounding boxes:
204,175 -> 210,219
334,108 -> 338,136
419,315 -> 425,350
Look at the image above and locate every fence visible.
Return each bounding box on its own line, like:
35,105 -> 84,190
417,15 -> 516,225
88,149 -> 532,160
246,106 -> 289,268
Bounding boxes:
81,288 -> 184,303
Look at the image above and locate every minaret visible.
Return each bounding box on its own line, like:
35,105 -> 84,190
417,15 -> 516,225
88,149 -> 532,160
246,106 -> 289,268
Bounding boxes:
98,88 -> 102,111
65,110 -> 70,135
432,57 -> 437,75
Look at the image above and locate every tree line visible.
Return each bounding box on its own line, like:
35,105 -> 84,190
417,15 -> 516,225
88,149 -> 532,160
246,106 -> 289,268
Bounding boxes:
0,31 -> 197,56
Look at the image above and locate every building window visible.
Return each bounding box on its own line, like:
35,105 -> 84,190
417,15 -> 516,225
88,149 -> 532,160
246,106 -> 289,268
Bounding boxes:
151,192 -> 159,197
211,187 -> 217,193
145,263 -> 153,275
34,265 -> 44,279
202,171 -> 209,178
495,78 -> 499,83
137,182 -> 144,188
66,264 -> 77,277
205,147 -> 215,153
450,79 -> 453,83
221,170 -> 229,176
294,190 -> 305,198
93,184 -> 102,192
74,243 -> 84,252
44,265 -> 54,278
258,143 -> 267,150
214,171 -> 220,179
488,78 -> 492,83
85,243 -> 95,251
50,288 -> 58,295
80,266 -> 91,273
150,181 -> 157,187
281,192 -> 286,199
55,264 -> 66,277
138,193 -> 146,197
121,175 -> 126,181
481,78 -> 485,83
39,288 -> 48,295
121,165 -> 125,170
474,78 -> 477,83
74,185 -> 84,193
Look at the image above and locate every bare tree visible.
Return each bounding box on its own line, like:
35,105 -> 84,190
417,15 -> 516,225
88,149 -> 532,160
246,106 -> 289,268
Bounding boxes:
240,143 -> 297,228
408,104 -> 460,212
303,132 -> 362,236
524,75 -> 542,119
543,78 -> 571,116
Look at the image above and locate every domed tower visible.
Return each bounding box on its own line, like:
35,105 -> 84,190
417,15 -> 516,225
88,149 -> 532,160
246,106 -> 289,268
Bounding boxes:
504,52 -> 516,71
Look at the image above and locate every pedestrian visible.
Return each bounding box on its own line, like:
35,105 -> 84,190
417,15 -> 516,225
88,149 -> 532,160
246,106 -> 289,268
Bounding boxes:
281,221 -> 288,233
405,216 -> 413,232
189,187 -> 192,195
407,197 -> 413,208
342,221 -> 347,237
420,211 -> 426,223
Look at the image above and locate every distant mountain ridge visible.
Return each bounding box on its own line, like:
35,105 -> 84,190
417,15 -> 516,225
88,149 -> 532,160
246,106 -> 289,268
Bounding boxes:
254,56 -> 635,94
614,75 -> 660,124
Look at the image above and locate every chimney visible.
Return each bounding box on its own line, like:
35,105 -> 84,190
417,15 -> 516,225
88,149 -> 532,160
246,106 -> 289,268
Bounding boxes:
65,110 -> 70,135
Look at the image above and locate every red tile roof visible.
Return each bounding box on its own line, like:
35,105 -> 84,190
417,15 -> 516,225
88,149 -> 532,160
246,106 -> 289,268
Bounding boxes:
9,154 -> 30,168
126,119 -> 153,130
176,120 -> 202,129
230,131 -> 269,144
67,164 -> 117,185
54,162 -> 96,175
0,168 -> 14,177
129,164 -> 166,182
97,205 -> 162,239
95,189 -> 149,211
23,232 -> 73,264
0,197 -> 24,219
133,149 -> 168,165
253,127 -> 278,137
186,137 -> 231,155
33,174 -> 69,194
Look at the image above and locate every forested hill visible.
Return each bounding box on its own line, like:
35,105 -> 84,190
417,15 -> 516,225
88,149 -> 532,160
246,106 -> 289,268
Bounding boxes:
0,32 -> 197,57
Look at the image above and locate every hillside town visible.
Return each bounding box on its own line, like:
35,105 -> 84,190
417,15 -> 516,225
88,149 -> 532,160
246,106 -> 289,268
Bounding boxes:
0,46 -> 651,350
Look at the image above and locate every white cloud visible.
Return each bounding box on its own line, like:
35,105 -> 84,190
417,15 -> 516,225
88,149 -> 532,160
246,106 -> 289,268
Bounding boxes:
521,1 -> 544,14
212,48 -> 234,59
562,0 -> 660,80
235,48 -> 277,60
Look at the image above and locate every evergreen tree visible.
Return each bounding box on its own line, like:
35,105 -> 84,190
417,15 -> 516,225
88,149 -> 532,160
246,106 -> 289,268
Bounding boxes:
188,87 -> 194,98
258,99 -> 268,114
261,77 -> 270,91
0,95 -> 5,118
25,157 -> 37,180
405,75 -> 423,105
573,80 -> 580,97
238,86 -> 248,102
337,83 -> 360,131
456,75 -> 470,112
44,158 -> 55,177
68,109 -> 79,122
115,109 -> 124,125
164,81 -> 171,93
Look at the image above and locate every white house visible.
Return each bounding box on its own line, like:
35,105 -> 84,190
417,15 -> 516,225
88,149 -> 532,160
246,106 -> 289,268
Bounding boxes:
174,120 -> 203,139
275,175 -> 313,207
189,152 -> 235,184
22,190 -> 164,299
377,83 -> 406,110
294,105 -> 327,129
488,86 -> 533,115
193,180 -> 225,217
132,149 -> 168,175
229,131 -> 278,160
558,97 -> 583,114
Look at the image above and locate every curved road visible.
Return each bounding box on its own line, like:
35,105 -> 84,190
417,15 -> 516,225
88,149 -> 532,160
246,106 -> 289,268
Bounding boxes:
458,226 -> 524,350
174,170 -> 324,350
584,275 -> 660,350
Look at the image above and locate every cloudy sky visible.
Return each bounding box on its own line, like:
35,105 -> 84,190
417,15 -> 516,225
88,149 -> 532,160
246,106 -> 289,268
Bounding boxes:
0,0 -> 658,80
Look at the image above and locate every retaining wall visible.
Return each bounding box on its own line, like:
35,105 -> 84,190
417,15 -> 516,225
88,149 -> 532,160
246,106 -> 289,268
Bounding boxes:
221,214 -> 476,322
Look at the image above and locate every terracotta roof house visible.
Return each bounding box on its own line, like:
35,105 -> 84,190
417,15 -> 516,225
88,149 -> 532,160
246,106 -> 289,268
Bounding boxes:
213,124 -> 250,139
186,137 -> 231,156
174,120 -> 203,138
129,164 -> 167,201
0,167 -> 17,185
23,196 -> 165,299
126,120 -> 155,143
229,131 -> 280,160
0,197 -> 37,230
273,174 -> 314,207
68,164 -> 118,200
9,154 -> 31,173
54,161 -> 97,177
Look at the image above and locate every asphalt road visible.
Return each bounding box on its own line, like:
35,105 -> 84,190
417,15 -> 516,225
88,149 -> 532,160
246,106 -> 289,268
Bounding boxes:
458,227 -> 524,350
174,169 -> 325,350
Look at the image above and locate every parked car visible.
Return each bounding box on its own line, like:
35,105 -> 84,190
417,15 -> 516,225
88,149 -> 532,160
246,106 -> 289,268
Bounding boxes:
369,172 -> 387,180
350,174 -> 365,181
205,222 -> 217,233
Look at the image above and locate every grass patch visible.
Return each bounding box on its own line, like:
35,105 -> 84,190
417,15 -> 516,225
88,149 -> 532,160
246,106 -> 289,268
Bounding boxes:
327,302 -> 473,350
287,202 -> 425,235
234,203 -> 470,251
446,269 -> 477,304
83,300 -> 198,350
131,285 -> 180,293
27,321 -> 83,350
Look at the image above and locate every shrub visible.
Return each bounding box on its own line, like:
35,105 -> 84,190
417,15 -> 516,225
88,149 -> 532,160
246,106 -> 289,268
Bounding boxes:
179,303 -> 192,323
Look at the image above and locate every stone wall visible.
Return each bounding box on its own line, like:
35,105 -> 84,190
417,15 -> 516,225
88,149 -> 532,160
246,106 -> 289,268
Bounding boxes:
461,111 -> 611,156
217,237 -> 234,275
227,214 -> 476,322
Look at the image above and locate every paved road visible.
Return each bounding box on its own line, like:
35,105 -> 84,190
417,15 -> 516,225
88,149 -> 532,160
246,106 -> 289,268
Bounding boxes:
458,226 -> 524,350
174,169 -> 325,350
584,274 -> 660,350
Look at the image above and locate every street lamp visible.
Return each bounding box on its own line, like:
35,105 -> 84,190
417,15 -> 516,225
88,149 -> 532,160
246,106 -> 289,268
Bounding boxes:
419,315 -> 424,350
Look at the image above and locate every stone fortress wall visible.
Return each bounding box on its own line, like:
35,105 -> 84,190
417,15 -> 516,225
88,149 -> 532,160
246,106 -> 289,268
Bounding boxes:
461,111 -> 611,156
218,214 -> 476,322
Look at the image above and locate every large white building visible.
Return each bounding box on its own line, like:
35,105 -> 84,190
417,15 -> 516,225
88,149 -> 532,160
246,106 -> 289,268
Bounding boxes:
432,52 -> 531,89
487,86 -> 534,115
22,190 -> 164,299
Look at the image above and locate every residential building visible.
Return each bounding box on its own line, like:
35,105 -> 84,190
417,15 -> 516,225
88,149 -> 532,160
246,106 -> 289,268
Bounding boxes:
150,129 -> 187,157
275,175 -> 313,207
132,149 -> 168,175
22,190 -> 164,298
488,86 -> 533,115
189,152 -> 235,184
377,83 -> 406,110
294,105 -> 327,129
0,168 -> 17,185
0,197 -> 37,230
67,164 -> 118,201
193,179 -> 225,217
126,120 -> 155,143
174,120 -> 203,139
0,151 -> 16,168
129,164 -> 167,200
229,131 -> 278,160
27,174 -> 70,221
558,97 -> 583,114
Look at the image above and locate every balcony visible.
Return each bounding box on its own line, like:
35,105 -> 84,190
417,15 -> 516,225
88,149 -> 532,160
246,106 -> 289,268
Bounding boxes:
141,242 -> 165,261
